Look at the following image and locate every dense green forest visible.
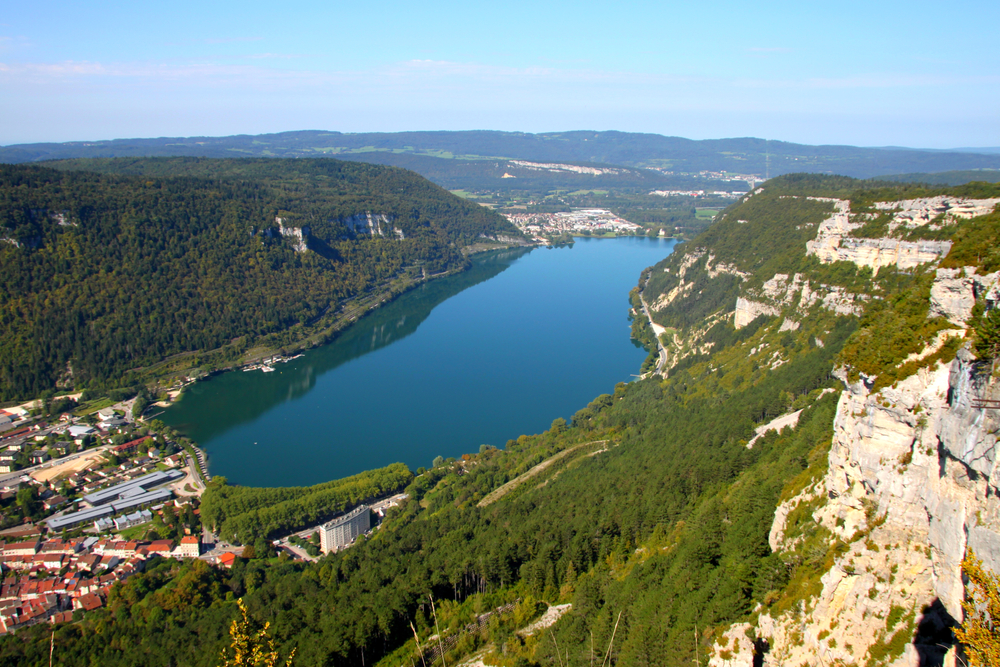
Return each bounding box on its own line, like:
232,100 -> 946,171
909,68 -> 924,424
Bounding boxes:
0,159 -> 521,399
881,169 -> 1000,186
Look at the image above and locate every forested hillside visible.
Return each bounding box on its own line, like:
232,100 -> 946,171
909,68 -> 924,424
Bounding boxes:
0,158 -> 521,399
4,174 -> 999,666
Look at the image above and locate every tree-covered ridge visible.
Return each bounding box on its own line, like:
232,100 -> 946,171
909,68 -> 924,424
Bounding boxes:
643,175 -> 1000,336
43,157 -> 520,246
0,160 -> 521,399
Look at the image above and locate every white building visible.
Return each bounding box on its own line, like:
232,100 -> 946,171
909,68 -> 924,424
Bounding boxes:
319,505 -> 371,554
176,536 -> 201,558
113,509 -> 152,531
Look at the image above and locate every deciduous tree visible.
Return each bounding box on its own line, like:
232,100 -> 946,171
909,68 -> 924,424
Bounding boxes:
955,549 -> 1000,667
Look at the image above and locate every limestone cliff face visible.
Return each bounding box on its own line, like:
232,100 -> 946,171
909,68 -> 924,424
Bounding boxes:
711,339 -> 1000,667
805,196 -> 999,276
339,212 -> 398,238
733,273 -> 869,329
477,234 -> 527,245
276,217 -> 310,252
929,267 -> 1000,325
733,297 -> 781,328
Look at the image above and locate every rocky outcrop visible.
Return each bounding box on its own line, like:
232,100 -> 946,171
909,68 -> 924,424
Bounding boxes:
340,212 -> 395,237
716,340 -> 1000,667
929,268 -> 1000,325
676,249 -> 706,279
477,234 -> 527,245
651,249 -> 707,312
276,217 -> 310,252
813,236 -> 953,276
873,196 -> 1000,232
805,196 -> 999,276
706,254 -> 751,281
733,273 -> 869,328
819,285 -> 870,317
733,298 -> 780,328
652,281 -> 695,311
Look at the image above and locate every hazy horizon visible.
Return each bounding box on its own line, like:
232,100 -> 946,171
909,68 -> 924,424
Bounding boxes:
3,1 -> 998,148
2,128 -> 1000,154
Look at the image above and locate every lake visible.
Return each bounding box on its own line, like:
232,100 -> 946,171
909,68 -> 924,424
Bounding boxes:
161,236 -> 677,487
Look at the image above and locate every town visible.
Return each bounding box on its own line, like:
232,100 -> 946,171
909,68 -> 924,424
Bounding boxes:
502,208 -> 642,239
648,168 -> 762,186
0,398 -> 401,635
648,188 -> 749,199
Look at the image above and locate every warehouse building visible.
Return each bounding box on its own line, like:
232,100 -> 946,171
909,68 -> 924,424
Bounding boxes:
82,469 -> 183,506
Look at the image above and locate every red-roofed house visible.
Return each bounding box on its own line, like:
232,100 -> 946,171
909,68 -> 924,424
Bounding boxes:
178,536 -> 201,558
74,593 -> 103,612
113,436 -> 151,456
146,540 -> 175,557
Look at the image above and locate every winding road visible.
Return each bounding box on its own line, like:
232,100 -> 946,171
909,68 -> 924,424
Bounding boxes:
638,279 -> 669,376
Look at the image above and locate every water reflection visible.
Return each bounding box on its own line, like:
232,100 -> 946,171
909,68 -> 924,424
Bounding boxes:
162,238 -> 676,486
162,248 -> 531,443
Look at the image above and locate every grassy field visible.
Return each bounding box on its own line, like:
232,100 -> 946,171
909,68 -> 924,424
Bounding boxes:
115,523 -> 153,540
72,397 -> 116,416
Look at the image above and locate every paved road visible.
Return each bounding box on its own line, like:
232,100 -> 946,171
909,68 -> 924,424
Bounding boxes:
638,290 -> 669,376
185,453 -> 206,492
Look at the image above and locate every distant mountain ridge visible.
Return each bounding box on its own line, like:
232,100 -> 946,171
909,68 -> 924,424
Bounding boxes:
4,130 -> 1000,183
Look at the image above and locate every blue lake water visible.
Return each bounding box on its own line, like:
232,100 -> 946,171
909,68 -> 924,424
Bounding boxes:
161,236 -> 677,487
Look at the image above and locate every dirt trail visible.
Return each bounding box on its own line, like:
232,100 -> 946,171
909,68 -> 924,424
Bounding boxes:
477,440 -> 608,507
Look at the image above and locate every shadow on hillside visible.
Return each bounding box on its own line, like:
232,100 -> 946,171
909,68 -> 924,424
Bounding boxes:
913,598 -> 957,667
748,598 -> 959,666
752,638 -> 769,667
306,236 -> 341,261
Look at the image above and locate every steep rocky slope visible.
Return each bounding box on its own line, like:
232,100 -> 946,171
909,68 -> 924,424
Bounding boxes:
635,176 -> 1000,666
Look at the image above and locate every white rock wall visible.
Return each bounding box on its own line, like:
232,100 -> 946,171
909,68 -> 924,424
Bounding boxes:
805,196 -> 999,276
717,345 -> 1000,667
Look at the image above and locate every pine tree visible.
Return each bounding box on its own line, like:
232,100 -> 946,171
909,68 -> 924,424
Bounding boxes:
974,307 -> 1000,375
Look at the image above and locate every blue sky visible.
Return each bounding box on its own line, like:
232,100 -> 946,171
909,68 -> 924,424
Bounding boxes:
2,0 -> 998,148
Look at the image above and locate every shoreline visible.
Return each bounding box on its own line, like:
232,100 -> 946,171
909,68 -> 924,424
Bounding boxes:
152,241 -> 532,409
155,237 -> 668,489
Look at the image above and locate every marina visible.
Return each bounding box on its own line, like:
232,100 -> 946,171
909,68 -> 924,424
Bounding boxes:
243,354 -> 305,373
